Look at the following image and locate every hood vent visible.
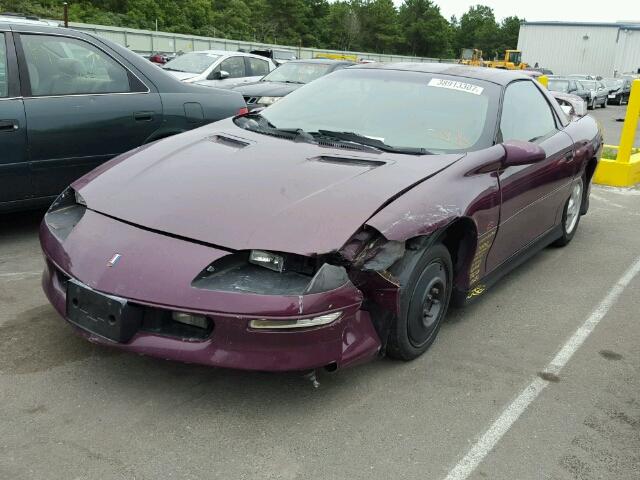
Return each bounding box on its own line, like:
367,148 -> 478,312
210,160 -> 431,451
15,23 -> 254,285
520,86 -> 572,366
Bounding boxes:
313,156 -> 386,168
317,139 -> 368,151
207,135 -> 250,149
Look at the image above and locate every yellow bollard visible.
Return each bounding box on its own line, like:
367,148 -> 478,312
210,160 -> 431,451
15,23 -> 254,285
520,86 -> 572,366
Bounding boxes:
593,79 -> 640,187
616,79 -> 640,163
538,75 -> 548,88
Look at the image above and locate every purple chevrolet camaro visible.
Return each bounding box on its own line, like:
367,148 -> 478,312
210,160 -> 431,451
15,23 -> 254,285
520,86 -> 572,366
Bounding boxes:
40,63 -> 602,372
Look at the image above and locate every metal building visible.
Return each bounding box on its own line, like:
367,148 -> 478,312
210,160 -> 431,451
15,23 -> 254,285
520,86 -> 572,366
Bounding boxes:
518,21 -> 640,76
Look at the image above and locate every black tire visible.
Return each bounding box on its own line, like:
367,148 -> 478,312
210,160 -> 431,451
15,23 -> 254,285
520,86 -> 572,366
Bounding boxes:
386,244 -> 453,361
587,100 -> 594,110
601,99 -> 606,108
554,176 -> 585,247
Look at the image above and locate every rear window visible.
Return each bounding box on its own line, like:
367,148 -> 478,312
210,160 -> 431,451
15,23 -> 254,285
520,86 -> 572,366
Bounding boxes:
261,69 -> 500,153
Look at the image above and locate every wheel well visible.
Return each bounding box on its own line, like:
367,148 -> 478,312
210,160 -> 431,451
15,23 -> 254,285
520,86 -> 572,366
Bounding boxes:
436,218 -> 478,290
585,157 -> 598,184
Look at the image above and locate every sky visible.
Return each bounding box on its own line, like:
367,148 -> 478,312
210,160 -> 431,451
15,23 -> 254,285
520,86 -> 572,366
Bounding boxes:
392,0 -> 640,23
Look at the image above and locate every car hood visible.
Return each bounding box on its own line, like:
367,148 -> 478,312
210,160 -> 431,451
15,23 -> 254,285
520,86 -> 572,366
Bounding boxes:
76,120 -> 464,255
164,70 -> 198,81
232,81 -> 301,97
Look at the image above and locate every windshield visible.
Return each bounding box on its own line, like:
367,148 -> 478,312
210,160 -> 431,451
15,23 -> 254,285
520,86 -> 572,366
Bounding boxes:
274,50 -> 296,60
548,80 -> 570,93
262,62 -> 334,84
603,79 -> 623,88
163,52 -> 220,74
578,80 -> 597,90
257,69 -> 498,153
509,51 -> 522,65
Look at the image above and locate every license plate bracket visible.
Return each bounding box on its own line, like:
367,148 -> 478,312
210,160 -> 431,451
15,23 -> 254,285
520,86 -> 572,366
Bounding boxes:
66,279 -> 142,342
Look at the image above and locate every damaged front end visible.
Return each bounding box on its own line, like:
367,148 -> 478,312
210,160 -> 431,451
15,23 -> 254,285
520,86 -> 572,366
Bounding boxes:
190,226 -> 415,353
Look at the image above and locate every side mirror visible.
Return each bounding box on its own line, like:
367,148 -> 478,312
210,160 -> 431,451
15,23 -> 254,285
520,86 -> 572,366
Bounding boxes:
208,70 -> 230,80
560,105 -> 573,116
502,140 -> 546,167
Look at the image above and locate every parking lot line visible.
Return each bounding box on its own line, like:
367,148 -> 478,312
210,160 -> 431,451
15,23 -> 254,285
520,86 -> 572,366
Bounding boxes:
443,255 -> 640,480
0,271 -> 41,277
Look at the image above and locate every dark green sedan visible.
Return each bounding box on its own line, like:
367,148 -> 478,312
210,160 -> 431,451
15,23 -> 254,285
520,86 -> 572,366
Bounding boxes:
0,20 -> 247,212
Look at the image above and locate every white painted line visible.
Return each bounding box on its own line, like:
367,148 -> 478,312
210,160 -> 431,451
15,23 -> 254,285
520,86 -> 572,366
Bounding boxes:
590,193 -> 625,209
0,271 -> 41,278
444,255 -> 640,480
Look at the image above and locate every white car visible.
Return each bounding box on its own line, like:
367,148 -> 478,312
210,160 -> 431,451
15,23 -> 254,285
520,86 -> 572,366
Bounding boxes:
162,50 -> 276,88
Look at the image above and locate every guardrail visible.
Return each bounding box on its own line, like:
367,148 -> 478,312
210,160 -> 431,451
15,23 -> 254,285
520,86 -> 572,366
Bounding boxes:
69,21 -> 457,64
594,79 -> 640,187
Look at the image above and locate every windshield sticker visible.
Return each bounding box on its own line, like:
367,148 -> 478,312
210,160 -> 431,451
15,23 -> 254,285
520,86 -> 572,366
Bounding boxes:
428,78 -> 484,95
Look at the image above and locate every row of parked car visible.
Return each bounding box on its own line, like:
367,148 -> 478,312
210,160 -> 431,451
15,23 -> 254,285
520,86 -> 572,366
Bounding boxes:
546,74 -> 634,109
0,17 -> 355,212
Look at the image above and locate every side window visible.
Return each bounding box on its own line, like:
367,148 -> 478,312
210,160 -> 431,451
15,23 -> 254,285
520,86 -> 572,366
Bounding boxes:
20,34 -> 131,96
500,81 -> 557,143
248,57 -> 269,77
219,56 -> 246,78
0,34 -> 7,97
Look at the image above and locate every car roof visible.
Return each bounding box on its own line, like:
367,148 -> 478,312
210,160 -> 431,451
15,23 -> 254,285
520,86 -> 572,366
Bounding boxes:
351,62 -> 532,86
184,50 -> 273,60
0,15 -> 60,27
291,58 -> 356,65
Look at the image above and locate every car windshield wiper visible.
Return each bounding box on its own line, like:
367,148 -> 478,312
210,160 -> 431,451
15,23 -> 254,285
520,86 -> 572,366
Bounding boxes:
163,67 -> 186,72
281,80 -> 305,84
235,114 -> 314,142
314,130 -> 431,155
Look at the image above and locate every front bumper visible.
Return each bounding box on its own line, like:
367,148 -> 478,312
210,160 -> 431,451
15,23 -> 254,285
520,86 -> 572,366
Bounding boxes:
40,209 -> 381,372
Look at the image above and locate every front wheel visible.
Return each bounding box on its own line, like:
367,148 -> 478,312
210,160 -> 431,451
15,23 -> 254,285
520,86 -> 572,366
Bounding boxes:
386,244 -> 453,361
601,99 -> 606,108
587,99 -> 594,110
554,177 -> 584,247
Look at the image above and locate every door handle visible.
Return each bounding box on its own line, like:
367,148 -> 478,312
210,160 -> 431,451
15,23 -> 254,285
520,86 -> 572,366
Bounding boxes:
0,119 -> 18,132
133,111 -> 154,122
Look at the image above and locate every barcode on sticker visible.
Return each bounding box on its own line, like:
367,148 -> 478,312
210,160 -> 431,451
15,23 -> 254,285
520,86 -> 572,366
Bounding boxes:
428,78 -> 484,95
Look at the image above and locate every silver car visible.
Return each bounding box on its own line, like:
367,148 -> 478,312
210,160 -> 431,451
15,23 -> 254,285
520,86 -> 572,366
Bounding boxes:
163,50 -> 276,88
577,80 -> 608,109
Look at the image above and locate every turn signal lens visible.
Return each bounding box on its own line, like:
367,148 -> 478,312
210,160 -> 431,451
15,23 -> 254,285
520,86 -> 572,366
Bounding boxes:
249,311 -> 342,330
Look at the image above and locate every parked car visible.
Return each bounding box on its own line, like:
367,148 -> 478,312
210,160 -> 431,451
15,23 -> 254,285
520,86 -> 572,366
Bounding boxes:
163,50 -> 276,87
249,49 -> 297,66
148,52 -> 174,65
550,91 -> 588,117
0,21 -> 247,212
603,77 -> 632,105
41,64 -> 601,372
567,74 -> 596,80
577,80 -> 609,109
547,78 -> 590,104
232,59 -> 355,110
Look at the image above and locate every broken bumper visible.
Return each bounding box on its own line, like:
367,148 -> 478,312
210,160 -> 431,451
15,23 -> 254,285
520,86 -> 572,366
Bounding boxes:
40,209 -> 381,372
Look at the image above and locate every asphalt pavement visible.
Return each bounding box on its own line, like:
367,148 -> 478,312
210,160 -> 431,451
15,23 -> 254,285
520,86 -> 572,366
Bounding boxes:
589,102 -> 640,147
1,184 -> 639,480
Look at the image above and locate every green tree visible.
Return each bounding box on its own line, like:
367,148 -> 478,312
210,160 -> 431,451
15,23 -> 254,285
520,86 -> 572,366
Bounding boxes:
358,0 -> 400,53
497,15 -> 522,52
398,0 -> 452,57
456,4 -> 500,59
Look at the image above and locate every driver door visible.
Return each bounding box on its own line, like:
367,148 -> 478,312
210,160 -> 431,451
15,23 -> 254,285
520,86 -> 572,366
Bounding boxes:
486,80 -> 575,272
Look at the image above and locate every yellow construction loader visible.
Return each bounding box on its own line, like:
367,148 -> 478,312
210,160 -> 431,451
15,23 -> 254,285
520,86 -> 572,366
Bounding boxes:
459,48 -> 484,67
485,50 -> 529,70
